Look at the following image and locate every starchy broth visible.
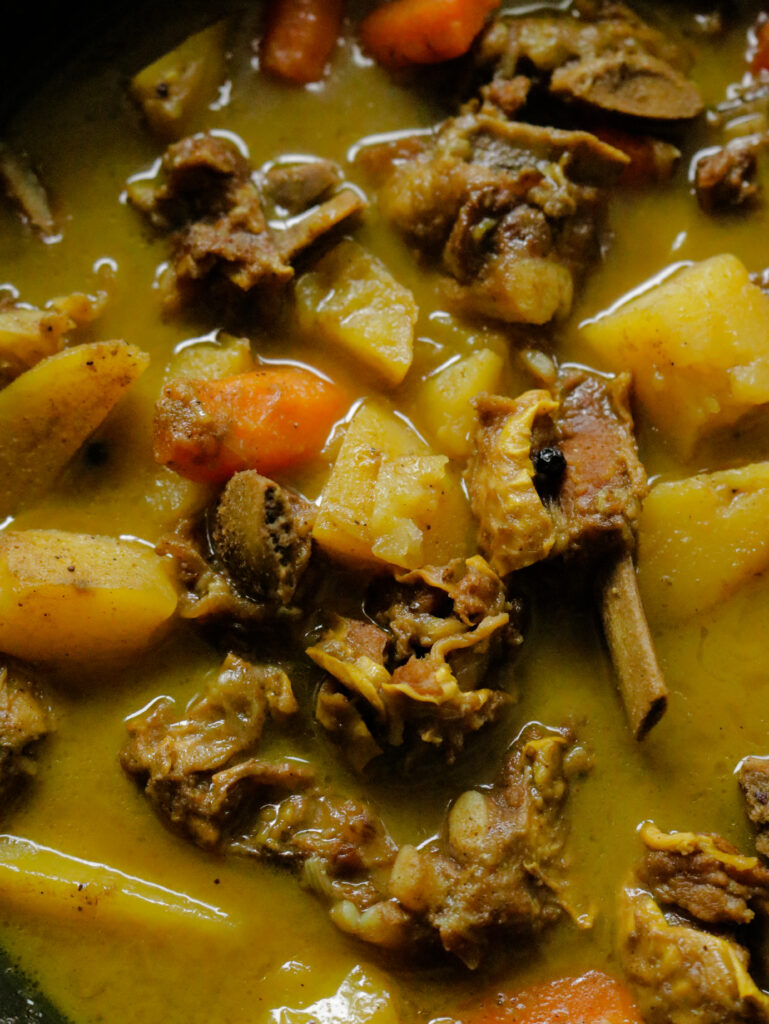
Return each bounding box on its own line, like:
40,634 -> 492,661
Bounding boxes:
2,2 -> 769,1022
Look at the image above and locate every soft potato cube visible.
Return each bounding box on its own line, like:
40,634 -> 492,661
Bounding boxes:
130,21 -> 228,139
637,461 -> 769,624
417,348 -> 504,459
164,332 -> 253,381
296,239 -> 417,386
581,254 -> 769,455
0,306 -> 72,383
313,402 -> 473,569
0,340 -> 149,517
0,530 -> 178,663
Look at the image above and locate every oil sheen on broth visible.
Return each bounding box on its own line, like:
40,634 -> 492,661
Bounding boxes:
0,3 -> 768,1023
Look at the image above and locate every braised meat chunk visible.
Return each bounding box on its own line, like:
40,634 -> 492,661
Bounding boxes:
212,470 -> 314,607
739,756 -> 769,859
469,370 -> 647,576
478,2 -> 703,121
620,889 -> 769,1024
123,651 -> 402,937
157,473 -> 315,623
121,652 -> 308,847
695,137 -> 764,214
638,823 -> 769,925
381,726 -> 587,967
127,133 -> 364,309
619,823 -> 769,1023
551,370 -> 647,559
0,665 -> 52,804
379,108 -> 628,325
307,557 -> 520,766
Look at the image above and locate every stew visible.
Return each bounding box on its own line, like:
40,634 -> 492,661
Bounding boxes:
1,2 -> 769,1022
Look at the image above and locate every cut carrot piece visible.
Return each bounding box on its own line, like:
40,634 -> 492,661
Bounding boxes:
154,366 -> 348,484
466,971 -> 642,1024
751,18 -> 769,75
359,0 -> 500,69
262,0 -> 344,84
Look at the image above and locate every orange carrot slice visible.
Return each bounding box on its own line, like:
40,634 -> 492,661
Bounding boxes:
154,366 -> 348,483
262,0 -> 344,84
751,18 -> 769,75
359,0 -> 500,69
467,971 -> 642,1024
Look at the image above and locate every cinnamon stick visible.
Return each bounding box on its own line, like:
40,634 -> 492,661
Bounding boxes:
598,550 -> 668,740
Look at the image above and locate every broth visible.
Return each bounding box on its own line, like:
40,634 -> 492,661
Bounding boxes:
1,2 -> 768,1022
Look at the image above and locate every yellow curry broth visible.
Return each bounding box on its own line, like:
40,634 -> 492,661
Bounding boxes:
1,2 -> 769,1022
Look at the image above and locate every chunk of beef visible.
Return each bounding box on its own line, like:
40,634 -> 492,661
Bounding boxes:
638,823 -> 769,925
127,134 -> 364,310
121,653 -> 308,848
695,138 -> 764,214
0,665 -> 52,803
344,726 -> 587,967
262,159 -> 343,215
128,134 -> 292,305
307,558 -> 520,765
244,789 -> 396,884
739,756 -> 769,859
479,4 -> 703,121
379,108 -> 628,325
620,888 -> 769,1024
123,653 -> 401,936
157,475 -> 315,623
480,76 -> 532,119
469,371 -> 647,576
469,390 -> 560,577
315,681 -> 383,774
619,822 -> 769,1023
212,470 -> 314,607
550,370 -> 647,559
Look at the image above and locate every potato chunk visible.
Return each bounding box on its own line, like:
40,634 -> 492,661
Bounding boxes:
0,531 -> 178,663
296,239 -> 417,386
130,21 -> 228,139
0,835 -> 229,931
0,340 -> 149,517
416,348 -> 504,460
313,403 -> 473,569
581,254 -> 769,455
637,462 -> 769,624
0,306 -> 71,384
164,333 -> 252,381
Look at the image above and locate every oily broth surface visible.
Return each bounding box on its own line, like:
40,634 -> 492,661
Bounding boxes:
1,3 -> 769,1022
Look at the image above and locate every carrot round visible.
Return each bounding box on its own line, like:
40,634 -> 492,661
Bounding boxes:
154,366 -> 348,484
262,0 -> 344,84
467,971 -> 642,1024
359,0 -> 500,69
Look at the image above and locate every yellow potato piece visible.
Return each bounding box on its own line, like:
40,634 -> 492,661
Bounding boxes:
0,834 -> 230,932
637,461 -> 769,625
130,21 -> 228,139
0,530 -> 178,663
417,348 -> 504,460
313,402 -> 473,569
0,340 -> 149,517
581,254 -> 769,455
164,332 -> 253,381
0,306 -> 72,383
296,239 -> 417,387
